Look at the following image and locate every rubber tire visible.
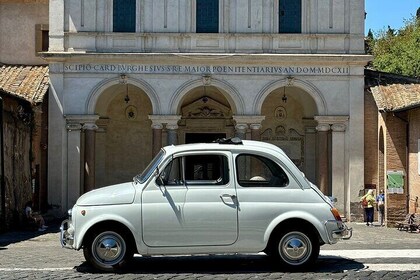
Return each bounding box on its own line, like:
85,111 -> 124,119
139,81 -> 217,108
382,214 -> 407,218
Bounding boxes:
83,229 -> 133,272
272,228 -> 319,270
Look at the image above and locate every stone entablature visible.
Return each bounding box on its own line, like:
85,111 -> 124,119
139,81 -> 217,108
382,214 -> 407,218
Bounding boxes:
60,33 -> 365,55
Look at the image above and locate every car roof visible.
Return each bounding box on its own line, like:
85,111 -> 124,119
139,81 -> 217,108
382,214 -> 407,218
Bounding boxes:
162,139 -> 286,157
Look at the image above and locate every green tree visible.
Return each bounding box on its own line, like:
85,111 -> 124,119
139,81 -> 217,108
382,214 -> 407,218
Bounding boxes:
370,15 -> 420,78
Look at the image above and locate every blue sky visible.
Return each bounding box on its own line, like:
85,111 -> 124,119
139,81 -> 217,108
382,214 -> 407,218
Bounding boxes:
365,0 -> 419,35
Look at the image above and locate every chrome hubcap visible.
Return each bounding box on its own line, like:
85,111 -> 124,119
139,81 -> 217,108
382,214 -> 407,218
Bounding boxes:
93,232 -> 125,266
279,232 -> 311,265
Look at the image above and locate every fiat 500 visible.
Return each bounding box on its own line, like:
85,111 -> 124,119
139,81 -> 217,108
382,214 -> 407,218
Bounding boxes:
60,138 -> 351,271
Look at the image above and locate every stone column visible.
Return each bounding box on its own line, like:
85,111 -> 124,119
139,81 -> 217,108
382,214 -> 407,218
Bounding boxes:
151,122 -> 163,157
95,118 -> 109,188
316,123 -> 330,195
233,116 -> 265,140
234,124 -> 248,140
250,124 -> 262,141
304,126 -> 317,183
166,121 -> 179,145
331,123 -> 347,214
315,115 -> 350,216
149,115 -> 181,153
65,119 -> 82,208
83,122 -> 98,193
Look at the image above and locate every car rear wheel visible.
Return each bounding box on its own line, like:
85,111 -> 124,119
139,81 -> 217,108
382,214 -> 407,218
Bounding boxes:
83,229 -> 133,271
273,228 -> 319,270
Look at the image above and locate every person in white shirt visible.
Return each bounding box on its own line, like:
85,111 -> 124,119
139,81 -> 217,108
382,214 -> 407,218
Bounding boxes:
25,201 -> 48,232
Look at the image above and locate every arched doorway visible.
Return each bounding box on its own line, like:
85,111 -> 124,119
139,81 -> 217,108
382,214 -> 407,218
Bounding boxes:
177,85 -> 235,144
261,86 -> 318,183
94,83 -> 153,187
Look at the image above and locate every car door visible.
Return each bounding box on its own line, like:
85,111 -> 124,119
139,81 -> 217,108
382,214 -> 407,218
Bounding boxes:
141,156 -> 188,247
141,151 -> 238,247
181,152 -> 238,246
233,152 -> 303,247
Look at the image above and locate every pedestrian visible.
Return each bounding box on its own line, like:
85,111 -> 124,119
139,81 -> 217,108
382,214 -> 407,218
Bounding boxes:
376,189 -> 385,226
360,189 -> 375,226
24,201 -> 48,232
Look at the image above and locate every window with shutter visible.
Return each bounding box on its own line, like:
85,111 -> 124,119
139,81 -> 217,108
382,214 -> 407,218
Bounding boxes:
279,0 -> 302,33
196,0 -> 219,33
113,0 -> 136,32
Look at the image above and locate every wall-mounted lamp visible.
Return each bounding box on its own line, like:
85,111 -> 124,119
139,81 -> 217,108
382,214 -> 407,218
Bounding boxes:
282,76 -> 295,103
282,87 -> 288,103
119,73 -> 130,104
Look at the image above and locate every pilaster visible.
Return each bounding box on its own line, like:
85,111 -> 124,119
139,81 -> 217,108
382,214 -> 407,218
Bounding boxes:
65,119 -> 82,208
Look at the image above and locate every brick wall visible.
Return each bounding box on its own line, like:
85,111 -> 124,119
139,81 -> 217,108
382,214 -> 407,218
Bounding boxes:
387,194 -> 408,226
386,112 -> 407,171
361,89 -> 410,225
385,112 -> 409,226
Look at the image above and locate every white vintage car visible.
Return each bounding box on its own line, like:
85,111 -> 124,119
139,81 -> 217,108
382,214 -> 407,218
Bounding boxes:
60,138 -> 351,271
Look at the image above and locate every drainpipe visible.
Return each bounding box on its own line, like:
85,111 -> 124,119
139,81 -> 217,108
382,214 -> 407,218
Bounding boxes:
0,96 -> 5,232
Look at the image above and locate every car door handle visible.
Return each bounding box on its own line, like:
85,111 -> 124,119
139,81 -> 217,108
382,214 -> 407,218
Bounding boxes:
220,194 -> 236,200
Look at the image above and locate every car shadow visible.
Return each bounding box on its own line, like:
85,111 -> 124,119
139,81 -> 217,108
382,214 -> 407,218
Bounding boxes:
75,254 -> 365,274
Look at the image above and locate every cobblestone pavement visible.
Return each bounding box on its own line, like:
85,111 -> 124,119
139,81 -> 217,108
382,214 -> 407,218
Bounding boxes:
1,222 -> 420,279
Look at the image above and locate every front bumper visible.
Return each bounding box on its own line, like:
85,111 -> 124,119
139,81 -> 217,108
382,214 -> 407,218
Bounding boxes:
324,220 -> 352,243
60,219 -> 75,249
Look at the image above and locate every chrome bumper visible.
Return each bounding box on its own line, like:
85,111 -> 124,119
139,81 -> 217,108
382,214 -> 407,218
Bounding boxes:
60,219 -> 75,249
325,220 -> 352,243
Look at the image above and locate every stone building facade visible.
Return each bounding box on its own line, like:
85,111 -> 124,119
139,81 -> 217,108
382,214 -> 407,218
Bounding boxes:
43,0 -> 370,220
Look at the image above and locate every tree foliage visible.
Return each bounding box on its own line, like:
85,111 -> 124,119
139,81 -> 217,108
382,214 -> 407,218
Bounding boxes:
368,11 -> 420,78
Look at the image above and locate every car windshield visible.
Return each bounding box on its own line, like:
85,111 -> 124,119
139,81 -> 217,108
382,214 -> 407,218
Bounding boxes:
134,149 -> 165,184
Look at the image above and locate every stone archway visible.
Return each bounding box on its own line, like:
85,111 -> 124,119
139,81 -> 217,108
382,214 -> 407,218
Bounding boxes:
260,85 -> 318,183
94,83 -> 153,187
254,78 -> 327,115
176,84 -> 235,144
170,77 -> 244,115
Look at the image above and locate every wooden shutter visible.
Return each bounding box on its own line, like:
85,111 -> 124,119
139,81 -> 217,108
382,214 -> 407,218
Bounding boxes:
279,0 -> 302,33
113,0 -> 136,32
196,0 -> 219,33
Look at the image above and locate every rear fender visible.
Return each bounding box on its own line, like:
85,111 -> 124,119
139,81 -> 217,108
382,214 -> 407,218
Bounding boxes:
263,211 -> 329,245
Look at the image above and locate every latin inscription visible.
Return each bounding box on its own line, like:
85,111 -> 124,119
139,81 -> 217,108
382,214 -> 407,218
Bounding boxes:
63,64 -> 350,75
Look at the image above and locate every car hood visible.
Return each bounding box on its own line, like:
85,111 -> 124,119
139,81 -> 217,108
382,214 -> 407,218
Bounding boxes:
76,182 -> 136,206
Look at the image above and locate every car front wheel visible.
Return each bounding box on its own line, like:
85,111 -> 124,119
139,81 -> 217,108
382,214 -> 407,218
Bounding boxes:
83,229 -> 132,271
273,229 -> 319,270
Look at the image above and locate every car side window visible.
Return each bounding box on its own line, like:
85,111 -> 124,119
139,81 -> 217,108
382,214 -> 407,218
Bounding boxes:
184,155 -> 229,185
236,154 -> 289,187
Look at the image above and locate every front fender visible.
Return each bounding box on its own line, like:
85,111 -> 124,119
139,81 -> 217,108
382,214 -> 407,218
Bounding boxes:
73,205 -> 141,250
263,210 -> 329,245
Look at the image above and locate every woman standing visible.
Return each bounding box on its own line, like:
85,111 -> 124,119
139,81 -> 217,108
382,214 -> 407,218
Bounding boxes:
361,189 -> 375,226
376,189 -> 385,226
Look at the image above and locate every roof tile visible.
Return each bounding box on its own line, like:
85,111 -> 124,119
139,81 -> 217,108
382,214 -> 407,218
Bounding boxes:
365,69 -> 420,112
0,65 -> 49,104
